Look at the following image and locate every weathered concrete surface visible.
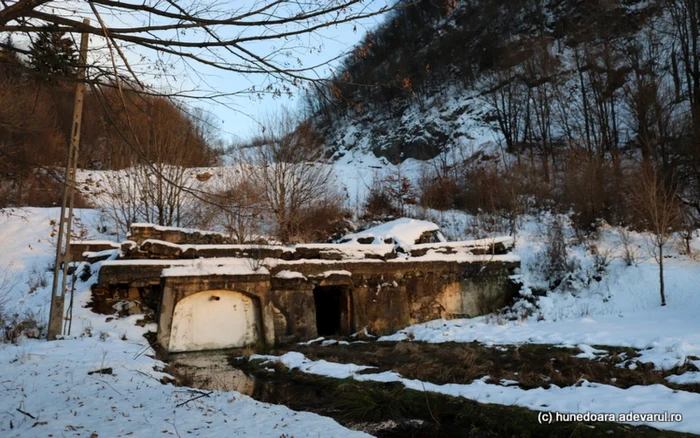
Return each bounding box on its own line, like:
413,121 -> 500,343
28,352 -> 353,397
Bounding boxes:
98,260 -> 187,287
149,258 -> 519,352
409,238 -> 514,257
269,260 -> 519,336
121,239 -> 397,261
157,274 -> 272,353
129,224 -> 234,245
124,240 -> 296,261
92,223 -> 521,353
70,241 -> 120,261
168,290 -> 260,352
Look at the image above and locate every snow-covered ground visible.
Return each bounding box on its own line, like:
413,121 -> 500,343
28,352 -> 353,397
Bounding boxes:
253,351 -> 699,434
0,209 -> 369,437
380,217 -> 700,370
254,212 -> 700,434
1,201 -> 699,435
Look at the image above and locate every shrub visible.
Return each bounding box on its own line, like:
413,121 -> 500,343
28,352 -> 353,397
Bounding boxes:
558,152 -> 625,232
530,216 -> 580,291
3,311 -> 42,344
362,174 -> 400,220
295,200 -> 354,243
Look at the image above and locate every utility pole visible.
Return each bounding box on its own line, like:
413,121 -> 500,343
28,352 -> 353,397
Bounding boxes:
47,19 -> 90,341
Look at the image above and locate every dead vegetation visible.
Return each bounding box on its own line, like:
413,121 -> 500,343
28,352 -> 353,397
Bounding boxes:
261,341 -> 700,395
228,355 -> 693,438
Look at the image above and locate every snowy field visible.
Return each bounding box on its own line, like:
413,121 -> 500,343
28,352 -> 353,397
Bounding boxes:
0,209 -> 368,437
0,201 -> 699,436
247,217 -> 700,434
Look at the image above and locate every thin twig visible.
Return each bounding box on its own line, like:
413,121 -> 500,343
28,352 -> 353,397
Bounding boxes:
175,390 -> 213,407
420,381 -> 440,426
16,407 -> 36,420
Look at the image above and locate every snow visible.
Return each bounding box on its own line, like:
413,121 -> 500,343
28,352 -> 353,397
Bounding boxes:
2,202 -> 699,436
73,240 -> 120,246
311,270 -> 352,278
161,258 -> 269,277
379,308 -> 700,370
412,236 -> 514,250
574,344 -> 608,359
0,209 -> 369,438
130,223 -> 228,238
255,352 -> 700,434
264,258 -> 385,267
274,270 -> 307,280
295,243 -> 395,259
667,373 -> 700,385
0,339 -> 369,437
339,218 -> 444,249
83,248 -> 120,259
397,253 -> 521,263
141,239 -> 294,254
253,351 -> 375,379
374,216 -> 700,371
103,259 -> 188,266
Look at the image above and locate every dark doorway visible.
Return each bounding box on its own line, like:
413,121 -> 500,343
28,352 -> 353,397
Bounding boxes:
313,286 -> 351,336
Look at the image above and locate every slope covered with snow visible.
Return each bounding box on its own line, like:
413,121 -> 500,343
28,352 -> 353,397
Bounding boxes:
0,209 -> 370,437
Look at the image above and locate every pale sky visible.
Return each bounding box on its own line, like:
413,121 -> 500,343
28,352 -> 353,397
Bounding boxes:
5,1 -> 391,144
94,1 -> 390,144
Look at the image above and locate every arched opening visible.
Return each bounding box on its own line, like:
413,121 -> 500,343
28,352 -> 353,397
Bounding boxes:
169,290 -> 259,352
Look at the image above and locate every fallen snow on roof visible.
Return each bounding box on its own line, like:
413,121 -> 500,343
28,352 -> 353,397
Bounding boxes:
264,258 -> 386,267
161,258 -> 269,277
82,248 -> 120,258
310,270 -> 353,278
140,239 -> 294,253
0,208 -> 367,438
296,243 -> 395,259
339,218 -> 444,248
412,236 -> 515,250
72,240 -> 120,246
102,259 -> 189,266
130,222 -> 228,237
274,270 -> 307,280
391,253 -> 521,264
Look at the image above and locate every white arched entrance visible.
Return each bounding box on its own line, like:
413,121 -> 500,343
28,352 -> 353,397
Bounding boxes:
168,290 -> 259,352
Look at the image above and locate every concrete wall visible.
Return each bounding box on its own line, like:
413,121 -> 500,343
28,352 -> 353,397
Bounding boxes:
157,274 -> 273,353
152,259 -> 519,352
169,290 -> 260,352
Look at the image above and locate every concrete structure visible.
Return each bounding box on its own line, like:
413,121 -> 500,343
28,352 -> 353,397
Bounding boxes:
90,223 -> 521,353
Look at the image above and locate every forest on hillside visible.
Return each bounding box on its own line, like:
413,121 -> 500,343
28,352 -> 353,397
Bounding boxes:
306,0 -> 700,237
0,31 -> 218,208
3,0 -> 700,248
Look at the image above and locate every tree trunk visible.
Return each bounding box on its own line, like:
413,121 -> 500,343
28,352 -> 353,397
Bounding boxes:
659,243 -> 666,306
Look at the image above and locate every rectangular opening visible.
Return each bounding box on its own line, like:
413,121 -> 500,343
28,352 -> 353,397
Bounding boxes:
313,286 -> 352,336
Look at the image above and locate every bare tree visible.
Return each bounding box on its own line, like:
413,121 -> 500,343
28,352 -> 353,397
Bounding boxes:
523,39 -> 558,183
0,1 -> 403,101
631,165 -> 683,306
204,168 -> 265,243
94,93 -> 213,235
483,64 -> 528,155
243,110 -> 341,243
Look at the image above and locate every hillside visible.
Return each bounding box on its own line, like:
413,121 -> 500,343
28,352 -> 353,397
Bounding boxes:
309,0 -> 663,162
302,0 -> 700,239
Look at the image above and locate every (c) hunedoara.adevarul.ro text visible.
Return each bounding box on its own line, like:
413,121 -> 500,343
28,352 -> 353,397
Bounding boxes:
537,411 -> 683,424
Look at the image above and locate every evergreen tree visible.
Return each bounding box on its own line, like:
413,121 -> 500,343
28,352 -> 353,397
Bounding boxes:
29,29 -> 77,82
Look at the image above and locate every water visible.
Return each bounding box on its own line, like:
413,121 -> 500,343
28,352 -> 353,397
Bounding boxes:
168,351 -> 255,394
166,350 -> 450,437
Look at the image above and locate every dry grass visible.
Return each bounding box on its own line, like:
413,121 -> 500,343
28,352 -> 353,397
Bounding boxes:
272,341 -> 700,394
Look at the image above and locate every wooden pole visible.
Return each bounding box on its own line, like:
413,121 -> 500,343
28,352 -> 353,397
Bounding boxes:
47,19 -> 90,341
